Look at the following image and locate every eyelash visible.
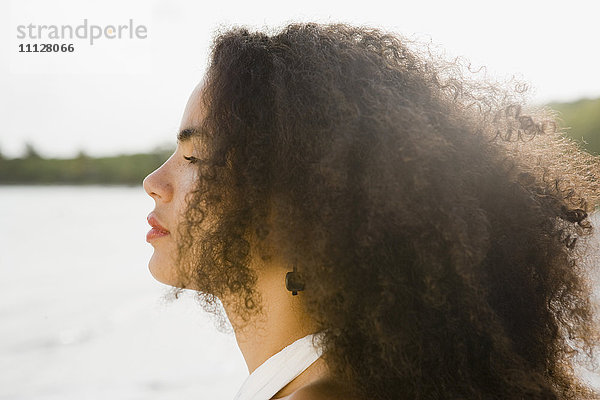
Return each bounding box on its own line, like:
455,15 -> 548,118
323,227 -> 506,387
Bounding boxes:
183,155 -> 199,164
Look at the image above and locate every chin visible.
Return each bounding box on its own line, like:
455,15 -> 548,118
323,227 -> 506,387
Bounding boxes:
148,252 -> 180,287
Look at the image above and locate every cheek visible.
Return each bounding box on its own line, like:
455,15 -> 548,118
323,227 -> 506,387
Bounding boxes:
172,169 -> 199,239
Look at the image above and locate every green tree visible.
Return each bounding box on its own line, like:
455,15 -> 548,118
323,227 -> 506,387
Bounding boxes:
548,97 -> 600,157
23,141 -> 41,159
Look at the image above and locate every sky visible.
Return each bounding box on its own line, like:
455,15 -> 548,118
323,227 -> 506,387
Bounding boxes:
1,0 -> 599,158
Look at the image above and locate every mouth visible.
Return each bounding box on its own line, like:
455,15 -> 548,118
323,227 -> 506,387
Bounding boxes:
146,213 -> 170,242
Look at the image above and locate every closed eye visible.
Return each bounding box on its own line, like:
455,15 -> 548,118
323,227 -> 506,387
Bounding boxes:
183,155 -> 199,164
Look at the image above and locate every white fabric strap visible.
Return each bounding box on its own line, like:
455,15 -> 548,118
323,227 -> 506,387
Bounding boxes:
233,332 -> 325,400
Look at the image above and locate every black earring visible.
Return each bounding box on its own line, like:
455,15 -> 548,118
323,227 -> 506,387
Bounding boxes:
285,264 -> 305,295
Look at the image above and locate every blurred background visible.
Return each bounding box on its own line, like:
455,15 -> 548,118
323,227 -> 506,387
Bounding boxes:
1,0 -> 599,399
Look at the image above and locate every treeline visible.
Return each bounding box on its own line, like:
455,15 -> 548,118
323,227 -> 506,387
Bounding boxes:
548,97 -> 600,156
0,146 -> 173,185
0,97 -> 598,185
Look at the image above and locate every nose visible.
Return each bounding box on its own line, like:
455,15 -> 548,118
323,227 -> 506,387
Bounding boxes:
143,162 -> 174,203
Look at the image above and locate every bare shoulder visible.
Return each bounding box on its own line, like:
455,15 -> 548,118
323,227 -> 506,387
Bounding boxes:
287,378 -> 363,400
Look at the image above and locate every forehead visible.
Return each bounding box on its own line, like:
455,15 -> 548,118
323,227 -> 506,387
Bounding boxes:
179,82 -> 205,132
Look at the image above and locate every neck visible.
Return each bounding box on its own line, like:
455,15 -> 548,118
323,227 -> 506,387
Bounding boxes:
226,267 -> 318,373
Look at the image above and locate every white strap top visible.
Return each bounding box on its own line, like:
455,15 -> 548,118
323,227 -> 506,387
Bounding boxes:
233,332 -> 326,400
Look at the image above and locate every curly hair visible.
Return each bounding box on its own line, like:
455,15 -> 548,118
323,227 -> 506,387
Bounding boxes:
171,23 -> 600,399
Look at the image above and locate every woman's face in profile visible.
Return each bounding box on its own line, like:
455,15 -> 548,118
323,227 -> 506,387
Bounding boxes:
142,84 -> 204,286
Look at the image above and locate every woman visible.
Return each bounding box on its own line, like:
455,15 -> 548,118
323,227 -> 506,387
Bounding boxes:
143,23 -> 600,399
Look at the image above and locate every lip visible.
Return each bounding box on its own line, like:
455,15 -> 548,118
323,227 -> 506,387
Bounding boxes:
146,213 -> 170,242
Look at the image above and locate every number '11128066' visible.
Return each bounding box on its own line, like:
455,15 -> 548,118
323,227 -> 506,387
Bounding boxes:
19,43 -> 75,52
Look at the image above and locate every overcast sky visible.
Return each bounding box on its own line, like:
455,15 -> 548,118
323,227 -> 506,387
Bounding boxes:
1,0 -> 599,158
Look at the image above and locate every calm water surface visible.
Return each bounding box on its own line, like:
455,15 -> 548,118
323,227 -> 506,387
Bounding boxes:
0,186 -> 599,399
0,186 -> 247,400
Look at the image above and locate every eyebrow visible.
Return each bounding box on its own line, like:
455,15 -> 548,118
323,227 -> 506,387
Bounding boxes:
177,127 -> 200,142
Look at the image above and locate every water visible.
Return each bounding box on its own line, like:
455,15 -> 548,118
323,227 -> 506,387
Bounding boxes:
0,186 -> 248,400
1,186 -> 599,399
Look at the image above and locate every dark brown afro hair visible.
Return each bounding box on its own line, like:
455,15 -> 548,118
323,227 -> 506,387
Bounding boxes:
171,22 -> 600,399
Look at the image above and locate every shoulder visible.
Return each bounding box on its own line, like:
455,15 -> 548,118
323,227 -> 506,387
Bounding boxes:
286,378 -> 363,400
